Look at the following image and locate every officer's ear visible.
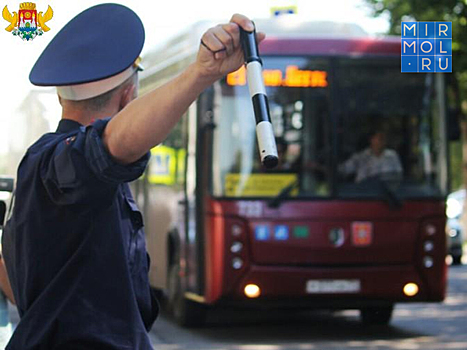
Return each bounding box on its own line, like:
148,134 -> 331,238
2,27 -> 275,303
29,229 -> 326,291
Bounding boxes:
119,84 -> 136,110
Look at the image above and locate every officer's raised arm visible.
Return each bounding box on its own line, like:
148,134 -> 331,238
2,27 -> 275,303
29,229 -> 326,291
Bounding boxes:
103,13 -> 265,164
30,9 -> 263,166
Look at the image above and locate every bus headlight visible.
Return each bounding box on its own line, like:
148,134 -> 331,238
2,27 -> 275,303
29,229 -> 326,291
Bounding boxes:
423,256 -> 434,268
424,240 -> 434,252
244,284 -> 261,298
403,283 -> 419,297
232,257 -> 243,270
232,224 -> 243,237
230,241 -> 243,253
425,224 -> 436,236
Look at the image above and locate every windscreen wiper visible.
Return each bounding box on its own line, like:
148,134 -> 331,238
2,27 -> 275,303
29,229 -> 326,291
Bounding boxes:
268,181 -> 298,208
376,177 -> 403,210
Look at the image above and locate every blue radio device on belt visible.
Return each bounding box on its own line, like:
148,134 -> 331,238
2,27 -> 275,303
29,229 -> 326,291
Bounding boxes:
240,25 -> 278,169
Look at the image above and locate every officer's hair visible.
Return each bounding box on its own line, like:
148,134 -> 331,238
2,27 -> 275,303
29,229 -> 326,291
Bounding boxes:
66,74 -> 136,112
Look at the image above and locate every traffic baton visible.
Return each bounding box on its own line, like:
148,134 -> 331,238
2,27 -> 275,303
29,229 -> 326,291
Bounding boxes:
240,25 -> 278,169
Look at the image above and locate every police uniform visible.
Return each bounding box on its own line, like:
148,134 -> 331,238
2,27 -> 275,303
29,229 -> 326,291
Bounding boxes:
1,4 -> 158,349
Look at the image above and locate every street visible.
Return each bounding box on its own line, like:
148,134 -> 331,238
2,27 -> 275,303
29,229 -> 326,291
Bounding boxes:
149,263 -> 467,350
3,263 -> 466,349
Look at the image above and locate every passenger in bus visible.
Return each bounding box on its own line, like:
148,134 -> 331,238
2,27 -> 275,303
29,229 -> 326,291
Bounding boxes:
339,130 -> 403,183
1,4 -> 262,350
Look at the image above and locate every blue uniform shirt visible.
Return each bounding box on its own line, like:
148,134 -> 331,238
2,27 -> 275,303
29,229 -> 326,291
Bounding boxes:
2,118 -> 158,349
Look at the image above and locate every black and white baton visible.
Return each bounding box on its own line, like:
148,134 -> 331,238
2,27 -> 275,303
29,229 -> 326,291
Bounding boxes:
240,25 -> 278,169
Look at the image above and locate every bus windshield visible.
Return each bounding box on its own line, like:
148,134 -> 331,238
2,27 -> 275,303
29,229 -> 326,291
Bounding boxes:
211,56 -> 447,200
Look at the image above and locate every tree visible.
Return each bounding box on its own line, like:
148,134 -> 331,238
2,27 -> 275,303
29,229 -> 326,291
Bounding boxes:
363,0 -> 467,190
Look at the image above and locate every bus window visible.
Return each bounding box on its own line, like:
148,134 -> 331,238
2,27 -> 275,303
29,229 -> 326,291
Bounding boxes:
335,58 -> 447,199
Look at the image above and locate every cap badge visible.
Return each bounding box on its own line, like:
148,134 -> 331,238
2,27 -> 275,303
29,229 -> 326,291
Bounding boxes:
3,2 -> 53,41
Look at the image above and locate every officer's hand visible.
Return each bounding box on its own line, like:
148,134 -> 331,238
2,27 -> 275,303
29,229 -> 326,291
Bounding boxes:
195,14 -> 265,82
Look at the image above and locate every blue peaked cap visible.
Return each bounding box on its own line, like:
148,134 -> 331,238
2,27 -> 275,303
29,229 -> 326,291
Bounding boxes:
29,3 -> 145,87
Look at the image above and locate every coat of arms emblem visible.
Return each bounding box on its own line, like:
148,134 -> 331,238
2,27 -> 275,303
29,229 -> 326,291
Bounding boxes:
2,2 -> 53,41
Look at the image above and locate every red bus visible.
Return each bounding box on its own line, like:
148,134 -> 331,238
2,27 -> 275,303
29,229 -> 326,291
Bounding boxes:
136,19 -> 449,326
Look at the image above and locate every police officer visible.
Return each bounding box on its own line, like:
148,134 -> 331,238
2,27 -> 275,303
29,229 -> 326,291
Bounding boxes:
1,4 -> 264,349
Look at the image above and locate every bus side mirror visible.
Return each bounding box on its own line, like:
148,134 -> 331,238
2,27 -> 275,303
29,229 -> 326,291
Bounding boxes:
448,108 -> 461,141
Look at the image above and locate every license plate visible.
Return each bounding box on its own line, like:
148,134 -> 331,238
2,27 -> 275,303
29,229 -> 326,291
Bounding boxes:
306,279 -> 361,294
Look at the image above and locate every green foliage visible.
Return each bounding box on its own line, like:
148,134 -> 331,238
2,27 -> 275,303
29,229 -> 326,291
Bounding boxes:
364,0 -> 466,75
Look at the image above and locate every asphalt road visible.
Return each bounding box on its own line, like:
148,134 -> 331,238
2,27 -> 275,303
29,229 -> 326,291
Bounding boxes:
149,263 -> 467,350
3,262 -> 465,349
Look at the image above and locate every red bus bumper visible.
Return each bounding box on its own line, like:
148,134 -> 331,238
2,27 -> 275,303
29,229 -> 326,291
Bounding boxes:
218,264 -> 446,307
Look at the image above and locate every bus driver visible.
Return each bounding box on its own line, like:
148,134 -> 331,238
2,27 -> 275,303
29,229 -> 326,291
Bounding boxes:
339,130 -> 403,183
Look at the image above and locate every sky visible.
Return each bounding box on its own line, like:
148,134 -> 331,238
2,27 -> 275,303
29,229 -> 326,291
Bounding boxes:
0,0 -> 389,156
